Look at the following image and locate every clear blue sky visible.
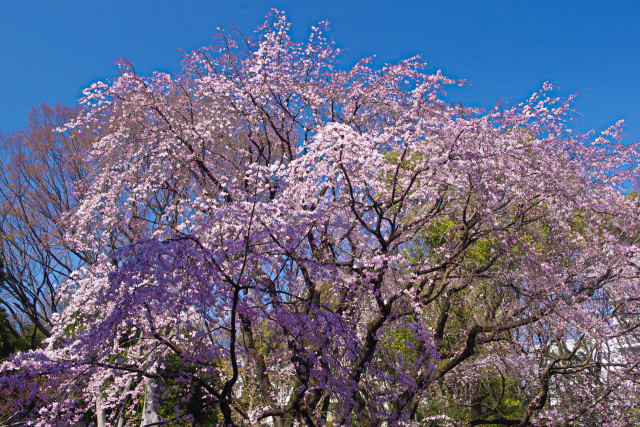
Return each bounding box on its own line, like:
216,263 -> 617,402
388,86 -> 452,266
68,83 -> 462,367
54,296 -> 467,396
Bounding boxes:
1,1 -> 638,140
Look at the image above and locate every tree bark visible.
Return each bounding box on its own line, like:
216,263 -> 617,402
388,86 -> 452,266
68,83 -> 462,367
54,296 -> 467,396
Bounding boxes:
96,392 -> 107,427
141,377 -> 161,426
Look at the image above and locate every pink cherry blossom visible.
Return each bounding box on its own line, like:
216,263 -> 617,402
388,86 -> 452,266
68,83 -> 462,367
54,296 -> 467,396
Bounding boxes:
2,9 -> 639,426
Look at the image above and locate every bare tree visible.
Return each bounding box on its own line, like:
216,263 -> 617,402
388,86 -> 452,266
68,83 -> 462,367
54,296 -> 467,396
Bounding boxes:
0,103 -> 92,345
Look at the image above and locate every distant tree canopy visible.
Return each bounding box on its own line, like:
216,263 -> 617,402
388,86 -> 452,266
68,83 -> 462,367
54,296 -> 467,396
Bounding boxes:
1,10 -> 640,427
0,103 -> 93,347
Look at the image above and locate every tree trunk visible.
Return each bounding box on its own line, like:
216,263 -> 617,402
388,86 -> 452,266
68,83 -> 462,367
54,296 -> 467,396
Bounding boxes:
96,392 -> 107,427
470,383 -> 484,422
140,377 -> 161,426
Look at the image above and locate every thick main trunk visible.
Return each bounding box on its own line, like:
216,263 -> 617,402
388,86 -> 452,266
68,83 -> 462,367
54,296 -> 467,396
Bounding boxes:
140,377 -> 161,426
96,393 -> 107,427
470,383 -> 484,422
